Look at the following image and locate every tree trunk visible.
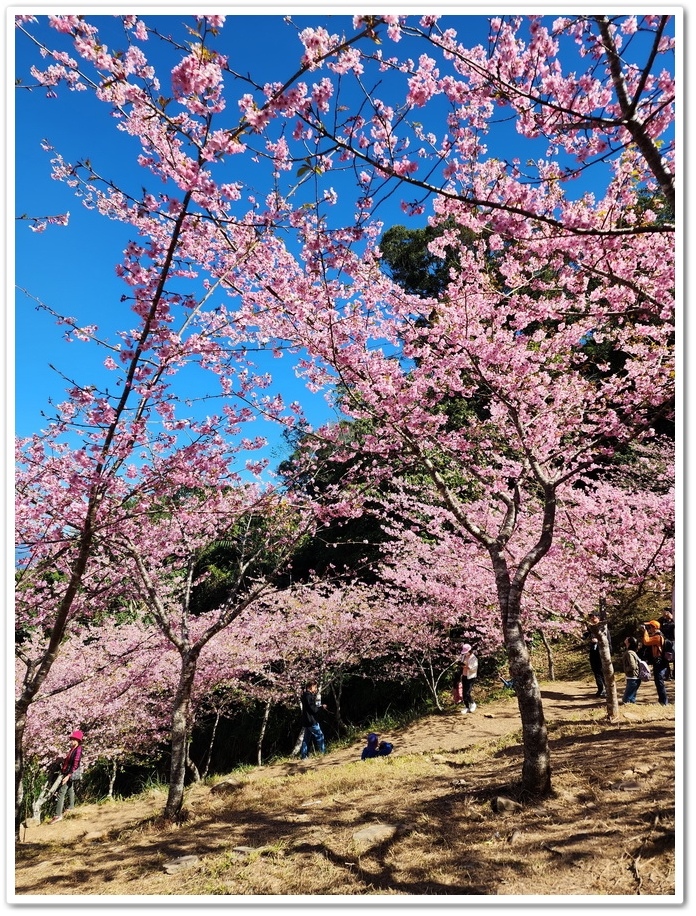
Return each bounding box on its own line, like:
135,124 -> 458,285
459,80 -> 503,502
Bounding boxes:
15,713 -> 26,836
292,720 -> 304,757
416,657 -> 443,711
492,545 -> 552,799
257,699 -> 272,766
201,710 -> 221,780
330,679 -> 346,733
31,773 -> 61,824
506,619 -> 552,798
186,744 -> 200,783
107,759 -> 118,799
594,621 -> 619,720
538,628 -> 555,681
164,648 -> 200,820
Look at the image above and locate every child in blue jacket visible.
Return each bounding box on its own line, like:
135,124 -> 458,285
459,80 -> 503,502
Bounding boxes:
361,733 -> 393,759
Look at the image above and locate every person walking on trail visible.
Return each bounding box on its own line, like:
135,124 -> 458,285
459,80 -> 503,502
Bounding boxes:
641,620 -> 670,706
584,613 -> 608,698
50,729 -> 83,823
621,636 -> 642,705
299,680 -> 327,759
458,644 -> 478,714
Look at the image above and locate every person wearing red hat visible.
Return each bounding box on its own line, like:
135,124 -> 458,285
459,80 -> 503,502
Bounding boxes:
51,729 -> 84,822
640,620 -> 669,706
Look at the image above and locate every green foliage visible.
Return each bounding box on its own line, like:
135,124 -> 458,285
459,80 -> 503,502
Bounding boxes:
189,515 -> 293,614
379,221 -> 483,300
278,421 -> 394,584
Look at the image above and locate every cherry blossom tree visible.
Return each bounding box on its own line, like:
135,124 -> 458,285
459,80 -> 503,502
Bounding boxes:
15,13 -> 676,806
13,13 -> 329,828
218,579 -> 388,748
230,15 -> 674,796
111,479 -> 319,817
376,467 -> 674,719
17,620 -> 173,819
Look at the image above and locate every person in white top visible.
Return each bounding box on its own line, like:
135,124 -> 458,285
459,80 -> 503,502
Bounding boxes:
459,644 -> 478,714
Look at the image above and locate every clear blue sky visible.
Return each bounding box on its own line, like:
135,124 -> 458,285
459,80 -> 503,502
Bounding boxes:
12,12 -> 497,457
12,12 -> 676,460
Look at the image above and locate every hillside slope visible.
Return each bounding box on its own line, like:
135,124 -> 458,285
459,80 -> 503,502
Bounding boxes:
15,679 -> 678,899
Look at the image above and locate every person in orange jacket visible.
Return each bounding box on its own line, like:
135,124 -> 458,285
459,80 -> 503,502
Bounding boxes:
640,620 -> 669,706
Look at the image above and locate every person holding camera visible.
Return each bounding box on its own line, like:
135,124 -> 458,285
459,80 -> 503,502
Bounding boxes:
640,620 -> 669,706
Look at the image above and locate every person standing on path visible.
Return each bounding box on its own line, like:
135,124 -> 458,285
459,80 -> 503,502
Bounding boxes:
658,609 -> 675,679
459,644 -> 478,714
621,636 -> 642,704
584,613 -> 608,698
50,729 -> 83,823
641,620 -> 670,706
299,680 -> 327,759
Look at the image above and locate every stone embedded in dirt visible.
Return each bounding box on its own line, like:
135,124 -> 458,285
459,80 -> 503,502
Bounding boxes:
210,778 -> 246,795
352,823 -> 400,846
492,796 -> 523,814
300,799 -> 325,807
450,778 -> 467,789
231,845 -> 276,858
163,854 -> 199,874
610,779 -> 641,791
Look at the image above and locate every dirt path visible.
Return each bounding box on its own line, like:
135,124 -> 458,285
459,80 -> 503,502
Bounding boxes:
269,676 -> 673,772
15,677 -> 677,899
22,676 -> 673,844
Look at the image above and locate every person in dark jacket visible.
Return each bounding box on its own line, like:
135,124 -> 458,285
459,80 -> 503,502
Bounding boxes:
299,680 -> 327,760
658,609 -> 675,679
584,613 -> 608,698
361,732 -> 393,760
51,729 -> 83,822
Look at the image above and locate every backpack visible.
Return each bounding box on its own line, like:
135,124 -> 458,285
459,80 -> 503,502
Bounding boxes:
637,658 -> 652,682
662,638 -> 675,663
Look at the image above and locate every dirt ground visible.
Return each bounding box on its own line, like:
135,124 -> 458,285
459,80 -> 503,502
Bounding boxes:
14,678 -> 678,900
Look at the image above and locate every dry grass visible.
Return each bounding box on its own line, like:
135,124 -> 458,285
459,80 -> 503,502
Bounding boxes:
15,679 -> 678,899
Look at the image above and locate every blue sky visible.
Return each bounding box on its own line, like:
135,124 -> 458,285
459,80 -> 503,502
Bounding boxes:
12,12 -> 497,459
13,15 -> 340,445
11,11 -> 677,464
